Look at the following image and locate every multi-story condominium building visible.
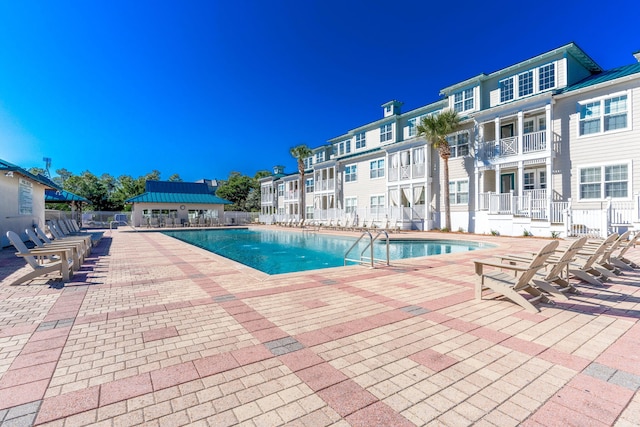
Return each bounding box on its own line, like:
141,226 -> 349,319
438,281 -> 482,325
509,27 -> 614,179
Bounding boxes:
260,43 -> 640,237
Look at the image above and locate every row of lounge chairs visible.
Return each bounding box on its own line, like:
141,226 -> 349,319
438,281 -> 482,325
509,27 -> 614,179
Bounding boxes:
474,231 -> 639,313
276,218 -> 401,233
6,220 -> 102,286
141,217 -> 224,228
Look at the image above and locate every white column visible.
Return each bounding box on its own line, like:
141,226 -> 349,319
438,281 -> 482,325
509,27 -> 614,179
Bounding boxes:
425,143 -> 432,230
546,103 -> 553,222
495,164 -> 501,193
518,112 -> 525,156
517,161 -> 524,197
494,117 -> 501,156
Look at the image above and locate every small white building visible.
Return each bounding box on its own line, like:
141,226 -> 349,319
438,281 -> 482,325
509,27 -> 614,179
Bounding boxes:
126,180 -> 232,227
0,158 -> 58,247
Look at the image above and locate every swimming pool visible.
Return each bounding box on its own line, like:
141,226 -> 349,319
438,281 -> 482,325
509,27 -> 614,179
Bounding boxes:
163,229 -> 492,275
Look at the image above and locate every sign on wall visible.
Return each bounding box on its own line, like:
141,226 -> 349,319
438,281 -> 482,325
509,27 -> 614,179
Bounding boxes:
19,178 -> 33,215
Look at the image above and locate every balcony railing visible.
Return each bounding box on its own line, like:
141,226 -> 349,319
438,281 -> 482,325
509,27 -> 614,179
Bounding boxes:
388,163 -> 426,182
283,190 -> 299,201
478,130 -> 547,161
315,178 -> 335,191
523,130 -> 546,153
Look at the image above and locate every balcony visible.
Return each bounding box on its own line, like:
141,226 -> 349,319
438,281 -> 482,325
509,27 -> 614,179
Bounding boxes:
478,189 -> 551,220
315,179 -> 335,192
388,163 -> 426,182
283,190 -> 299,201
478,131 -> 547,162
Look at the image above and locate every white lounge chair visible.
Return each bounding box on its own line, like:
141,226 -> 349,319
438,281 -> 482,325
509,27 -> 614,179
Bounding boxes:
26,228 -> 84,271
6,231 -> 74,285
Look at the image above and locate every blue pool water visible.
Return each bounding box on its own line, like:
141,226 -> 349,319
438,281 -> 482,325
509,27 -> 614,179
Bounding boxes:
163,229 -> 491,275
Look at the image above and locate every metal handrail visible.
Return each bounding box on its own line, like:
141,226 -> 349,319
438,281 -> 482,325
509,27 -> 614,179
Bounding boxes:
344,230 -> 390,268
344,231 -> 372,267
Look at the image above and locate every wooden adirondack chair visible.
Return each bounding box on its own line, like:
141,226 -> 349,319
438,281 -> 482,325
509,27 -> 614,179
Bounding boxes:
474,240 -> 559,313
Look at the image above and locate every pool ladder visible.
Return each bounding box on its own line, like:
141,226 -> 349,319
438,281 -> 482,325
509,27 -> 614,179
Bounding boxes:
344,230 -> 390,268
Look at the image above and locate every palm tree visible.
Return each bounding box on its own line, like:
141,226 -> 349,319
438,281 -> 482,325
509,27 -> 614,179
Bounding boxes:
290,144 -> 313,220
417,110 -> 461,231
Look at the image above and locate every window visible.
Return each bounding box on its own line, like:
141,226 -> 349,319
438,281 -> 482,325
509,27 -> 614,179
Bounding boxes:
336,140 -> 351,156
579,163 -> 629,199
345,197 -> 357,214
518,70 -> 533,97
345,164 -> 357,182
380,123 -> 393,142
579,94 -> 628,136
453,88 -> 474,112
538,117 -> 546,131
407,118 -> 417,137
449,180 -> 469,204
499,77 -> 514,103
370,195 -> 385,214
524,172 -> 535,190
277,184 -> 284,197
355,132 -> 366,149
370,159 -> 385,179
446,132 -> 469,157
305,178 -> 314,193
539,63 -> 555,91
315,151 -> 325,163
304,157 -> 313,169
306,206 -> 314,219
523,119 -> 534,134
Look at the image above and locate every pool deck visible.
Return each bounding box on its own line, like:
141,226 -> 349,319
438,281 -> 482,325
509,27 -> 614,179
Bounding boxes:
1,226 -> 639,426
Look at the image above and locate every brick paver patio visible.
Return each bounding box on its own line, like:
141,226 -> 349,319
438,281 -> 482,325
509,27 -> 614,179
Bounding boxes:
1,227 -> 639,426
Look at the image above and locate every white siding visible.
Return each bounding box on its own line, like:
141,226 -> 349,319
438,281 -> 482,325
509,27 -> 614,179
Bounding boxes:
554,81 -> 640,207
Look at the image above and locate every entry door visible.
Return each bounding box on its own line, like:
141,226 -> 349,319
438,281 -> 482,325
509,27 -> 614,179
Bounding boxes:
500,173 -> 514,193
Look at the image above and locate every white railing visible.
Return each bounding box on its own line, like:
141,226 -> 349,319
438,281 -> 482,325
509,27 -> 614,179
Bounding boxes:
316,179 -> 335,191
499,136 -> 518,156
523,131 -> 546,153
523,189 -> 547,200
480,192 -> 513,214
610,200 -> 636,225
388,167 -> 398,182
412,163 -> 425,178
283,190 -> 299,201
550,202 -> 569,224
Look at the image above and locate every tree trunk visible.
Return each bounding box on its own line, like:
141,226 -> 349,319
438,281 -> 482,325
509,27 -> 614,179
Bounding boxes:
442,156 -> 451,231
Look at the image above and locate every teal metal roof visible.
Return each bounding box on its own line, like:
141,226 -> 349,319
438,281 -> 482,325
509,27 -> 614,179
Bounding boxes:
45,189 -> 89,203
0,158 -> 61,189
559,62 -> 640,94
146,180 -> 214,194
126,192 -> 231,204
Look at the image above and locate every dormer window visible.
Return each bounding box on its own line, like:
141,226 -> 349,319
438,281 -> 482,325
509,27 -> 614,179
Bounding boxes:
380,123 -> 393,142
499,78 -> 514,103
518,71 -> 533,97
454,88 -> 474,112
408,118 -> 417,137
539,63 -> 555,91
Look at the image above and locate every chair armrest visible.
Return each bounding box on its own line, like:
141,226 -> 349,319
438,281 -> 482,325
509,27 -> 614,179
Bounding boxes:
473,259 -> 531,272
17,248 -> 70,257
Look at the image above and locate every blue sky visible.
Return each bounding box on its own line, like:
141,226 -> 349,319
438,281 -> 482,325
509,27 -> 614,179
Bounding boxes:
1,0 -> 639,182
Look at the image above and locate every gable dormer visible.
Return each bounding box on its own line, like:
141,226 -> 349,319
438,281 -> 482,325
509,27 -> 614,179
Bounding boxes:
382,100 -> 403,117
